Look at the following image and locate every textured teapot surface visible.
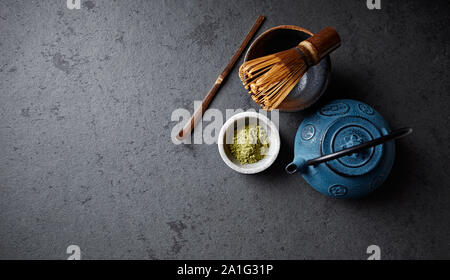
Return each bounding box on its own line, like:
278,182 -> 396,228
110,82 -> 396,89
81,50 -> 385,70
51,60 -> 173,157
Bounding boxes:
290,99 -> 395,198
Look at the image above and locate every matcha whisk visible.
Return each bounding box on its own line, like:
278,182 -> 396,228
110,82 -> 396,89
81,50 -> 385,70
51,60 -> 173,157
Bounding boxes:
239,27 -> 341,111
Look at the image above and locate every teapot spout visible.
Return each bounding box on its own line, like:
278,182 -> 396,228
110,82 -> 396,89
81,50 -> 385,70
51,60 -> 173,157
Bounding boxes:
285,157 -> 307,174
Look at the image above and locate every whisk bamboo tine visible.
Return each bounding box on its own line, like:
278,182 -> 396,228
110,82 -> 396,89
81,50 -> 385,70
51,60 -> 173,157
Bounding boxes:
239,27 -> 341,111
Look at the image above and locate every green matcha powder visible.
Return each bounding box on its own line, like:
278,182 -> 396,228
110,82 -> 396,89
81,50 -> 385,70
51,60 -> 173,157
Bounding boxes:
228,125 -> 270,164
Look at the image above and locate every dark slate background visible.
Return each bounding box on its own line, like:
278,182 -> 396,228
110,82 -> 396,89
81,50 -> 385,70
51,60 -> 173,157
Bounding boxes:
0,0 -> 449,259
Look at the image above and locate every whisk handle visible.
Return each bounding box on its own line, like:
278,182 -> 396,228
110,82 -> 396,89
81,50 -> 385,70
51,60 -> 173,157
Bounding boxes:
298,27 -> 341,65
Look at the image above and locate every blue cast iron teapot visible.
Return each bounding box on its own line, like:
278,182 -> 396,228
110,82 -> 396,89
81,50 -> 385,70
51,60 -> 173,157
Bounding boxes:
286,99 -> 412,198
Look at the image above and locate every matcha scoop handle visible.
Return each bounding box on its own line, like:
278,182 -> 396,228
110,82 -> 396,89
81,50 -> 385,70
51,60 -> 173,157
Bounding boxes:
176,15 -> 265,141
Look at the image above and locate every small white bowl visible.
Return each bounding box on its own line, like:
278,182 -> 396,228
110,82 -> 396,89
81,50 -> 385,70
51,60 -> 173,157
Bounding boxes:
218,112 -> 280,174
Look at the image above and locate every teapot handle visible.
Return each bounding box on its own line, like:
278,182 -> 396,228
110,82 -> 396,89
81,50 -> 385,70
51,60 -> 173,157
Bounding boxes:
286,127 -> 412,174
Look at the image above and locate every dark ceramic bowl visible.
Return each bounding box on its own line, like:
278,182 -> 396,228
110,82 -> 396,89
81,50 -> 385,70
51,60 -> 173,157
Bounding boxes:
245,25 -> 331,112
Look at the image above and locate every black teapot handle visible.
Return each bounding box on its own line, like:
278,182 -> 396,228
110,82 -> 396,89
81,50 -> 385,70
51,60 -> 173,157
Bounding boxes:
305,127 -> 413,167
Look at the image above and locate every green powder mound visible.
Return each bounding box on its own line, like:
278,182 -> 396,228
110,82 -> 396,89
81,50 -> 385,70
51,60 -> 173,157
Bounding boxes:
228,125 -> 270,164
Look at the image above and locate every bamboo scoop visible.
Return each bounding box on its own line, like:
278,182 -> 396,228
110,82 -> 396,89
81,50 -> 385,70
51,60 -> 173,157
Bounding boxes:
176,15 -> 265,141
239,27 -> 341,111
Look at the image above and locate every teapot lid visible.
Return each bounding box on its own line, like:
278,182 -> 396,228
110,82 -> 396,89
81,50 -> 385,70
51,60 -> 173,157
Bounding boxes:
321,116 -> 384,176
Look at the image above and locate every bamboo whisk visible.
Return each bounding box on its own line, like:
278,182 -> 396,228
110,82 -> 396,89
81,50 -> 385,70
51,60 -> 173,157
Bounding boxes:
239,27 -> 341,111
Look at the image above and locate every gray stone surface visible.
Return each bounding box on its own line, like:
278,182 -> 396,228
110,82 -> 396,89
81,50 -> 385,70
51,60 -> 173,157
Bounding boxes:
0,0 -> 449,259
